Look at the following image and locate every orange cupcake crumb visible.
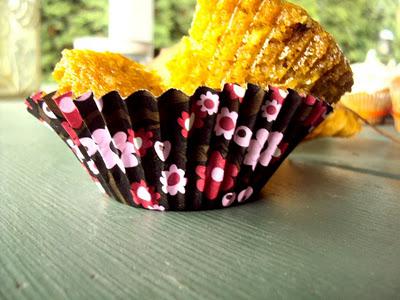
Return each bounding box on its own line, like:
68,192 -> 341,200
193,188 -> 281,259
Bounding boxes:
307,103 -> 362,139
53,49 -> 165,98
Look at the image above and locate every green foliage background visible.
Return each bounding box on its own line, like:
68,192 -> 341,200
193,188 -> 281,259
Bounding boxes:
41,0 -> 400,78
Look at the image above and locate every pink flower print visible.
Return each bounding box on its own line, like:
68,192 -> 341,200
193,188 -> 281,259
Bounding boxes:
261,99 -> 282,122
195,154 -> 244,198
177,112 -> 195,138
244,128 -> 270,170
131,180 -> 163,210
258,131 -> 284,167
54,92 -> 83,129
226,83 -> 246,102
221,162 -> 239,191
197,91 -> 219,115
237,187 -> 254,203
214,107 -> 238,140
233,126 -> 252,147
195,165 -> 206,192
269,86 -> 288,103
222,192 -> 236,207
204,151 -> 226,200
160,164 -> 187,196
92,128 -> 124,172
113,131 -> 139,168
130,128 -> 153,157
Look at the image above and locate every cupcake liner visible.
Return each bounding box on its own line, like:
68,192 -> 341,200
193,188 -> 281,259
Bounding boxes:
216,84 -> 266,208
200,84 -> 242,209
340,90 -> 392,125
186,87 -> 220,210
157,90 -> 190,210
231,86 -> 287,204
125,91 -> 169,209
26,83 -> 332,211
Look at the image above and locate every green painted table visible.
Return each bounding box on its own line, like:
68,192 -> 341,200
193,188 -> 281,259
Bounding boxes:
1,100 -> 400,299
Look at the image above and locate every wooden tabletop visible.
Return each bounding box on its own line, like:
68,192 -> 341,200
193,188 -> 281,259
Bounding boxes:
1,100 -> 399,299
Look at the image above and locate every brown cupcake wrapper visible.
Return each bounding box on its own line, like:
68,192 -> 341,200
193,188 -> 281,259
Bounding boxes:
26,84 -> 332,211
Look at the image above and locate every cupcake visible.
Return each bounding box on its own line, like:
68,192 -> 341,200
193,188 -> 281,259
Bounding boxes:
25,0 -> 353,211
340,51 -> 392,124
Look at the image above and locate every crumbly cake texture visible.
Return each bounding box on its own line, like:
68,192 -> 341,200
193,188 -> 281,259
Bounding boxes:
162,0 -> 353,104
53,49 -> 165,98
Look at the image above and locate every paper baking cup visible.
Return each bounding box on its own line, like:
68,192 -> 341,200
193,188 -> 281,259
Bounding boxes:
340,89 -> 392,125
25,83 -> 332,211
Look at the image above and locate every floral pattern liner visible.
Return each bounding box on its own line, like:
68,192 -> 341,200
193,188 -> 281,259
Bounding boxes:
25,83 -> 332,211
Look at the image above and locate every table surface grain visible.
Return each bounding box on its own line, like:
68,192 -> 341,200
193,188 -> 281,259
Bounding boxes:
1,100 -> 400,299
